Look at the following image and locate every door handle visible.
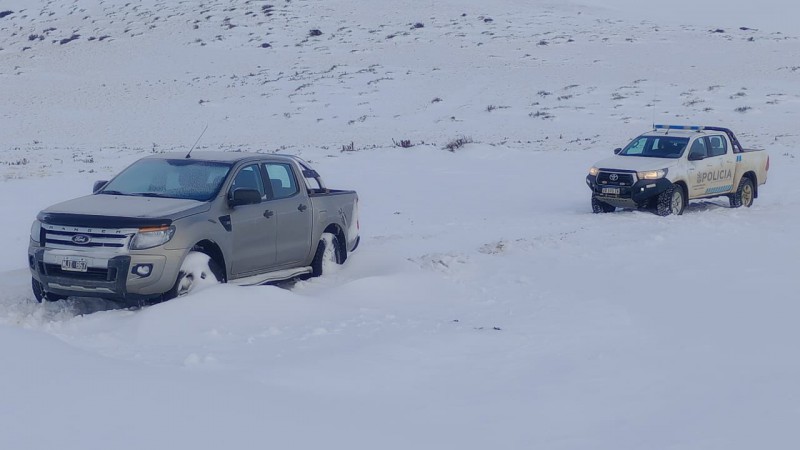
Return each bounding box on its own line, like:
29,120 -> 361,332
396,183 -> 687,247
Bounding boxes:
297,204 -> 307,212
263,210 -> 274,219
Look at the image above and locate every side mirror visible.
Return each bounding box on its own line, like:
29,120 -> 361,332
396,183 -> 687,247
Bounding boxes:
613,148 -> 622,155
229,188 -> 262,207
688,153 -> 705,161
93,180 -> 108,193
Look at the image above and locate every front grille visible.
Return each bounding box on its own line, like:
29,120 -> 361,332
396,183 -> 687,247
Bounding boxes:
42,224 -> 133,251
597,171 -> 635,187
43,264 -> 118,282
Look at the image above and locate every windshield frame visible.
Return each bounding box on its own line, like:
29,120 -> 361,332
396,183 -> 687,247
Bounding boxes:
98,158 -> 233,202
619,135 -> 690,159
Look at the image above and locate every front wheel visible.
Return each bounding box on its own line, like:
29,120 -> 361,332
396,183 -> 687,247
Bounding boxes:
163,252 -> 222,301
591,197 -> 616,213
656,184 -> 686,216
730,177 -> 755,208
311,233 -> 344,277
31,278 -> 67,303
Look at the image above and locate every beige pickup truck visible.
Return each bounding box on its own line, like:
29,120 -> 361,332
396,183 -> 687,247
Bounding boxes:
586,125 -> 769,216
28,152 -> 360,304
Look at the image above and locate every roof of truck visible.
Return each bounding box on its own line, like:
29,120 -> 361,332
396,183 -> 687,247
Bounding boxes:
144,151 -> 296,163
642,124 -> 736,138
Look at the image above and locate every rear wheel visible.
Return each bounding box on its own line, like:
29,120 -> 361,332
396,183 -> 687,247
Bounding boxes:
730,177 -> 754,208
163,252 -> 223,300
591,197 -> 616,213
31,278 -> 67,303
656,184 -> 686,216
311,233 -> 344,277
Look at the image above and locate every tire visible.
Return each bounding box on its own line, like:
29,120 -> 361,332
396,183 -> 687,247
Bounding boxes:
311,233 -> 344,277
31,278 -> 67,303
730,177 -> 755,208
591,197 -> 616,213
656,184 -> 686,216
163,251 -> 223,301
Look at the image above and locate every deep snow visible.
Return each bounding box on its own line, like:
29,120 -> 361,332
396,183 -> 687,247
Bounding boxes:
1,1 -> 799,449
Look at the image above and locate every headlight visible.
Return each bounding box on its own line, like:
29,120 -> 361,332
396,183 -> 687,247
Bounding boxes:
30,220 -> 42,244
637,169 -> 668,180
130,225 -> 175,250
588,167 -> 599,176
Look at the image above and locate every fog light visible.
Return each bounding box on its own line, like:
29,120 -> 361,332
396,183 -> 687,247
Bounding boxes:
133,264 -> 152,277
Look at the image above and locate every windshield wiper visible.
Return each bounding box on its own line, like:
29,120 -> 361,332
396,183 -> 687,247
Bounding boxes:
131,192 -> 174,198
98,190 -> 128,196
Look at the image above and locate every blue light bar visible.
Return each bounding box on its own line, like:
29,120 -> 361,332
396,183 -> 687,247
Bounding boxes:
654,124 -> 704,131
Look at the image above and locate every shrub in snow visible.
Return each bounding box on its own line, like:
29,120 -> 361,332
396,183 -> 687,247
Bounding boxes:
444,136 -> 473,152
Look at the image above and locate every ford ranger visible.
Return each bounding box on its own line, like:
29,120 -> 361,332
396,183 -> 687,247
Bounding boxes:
586,125 -> 769,216
28,152 -> 360,304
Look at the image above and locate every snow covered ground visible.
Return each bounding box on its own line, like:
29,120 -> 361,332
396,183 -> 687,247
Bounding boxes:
1,1 -> 799,448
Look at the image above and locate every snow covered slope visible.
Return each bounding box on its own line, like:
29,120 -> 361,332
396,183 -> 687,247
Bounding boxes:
1,1 -> 799,449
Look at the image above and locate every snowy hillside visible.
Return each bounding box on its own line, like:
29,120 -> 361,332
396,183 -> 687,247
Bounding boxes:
1,1 -> 799,449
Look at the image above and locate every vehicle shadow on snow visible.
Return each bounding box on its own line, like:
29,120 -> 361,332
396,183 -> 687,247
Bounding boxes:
46,296 -> 130,316
41,278 -> 304,317
609,199 -> 731,216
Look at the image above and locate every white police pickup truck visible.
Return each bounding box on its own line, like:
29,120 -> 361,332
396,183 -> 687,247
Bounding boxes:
586,125 -> 769,216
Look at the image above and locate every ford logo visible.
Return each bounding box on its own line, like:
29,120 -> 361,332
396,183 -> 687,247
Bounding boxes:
71,234 -> 91,245
609,174 -> 619,181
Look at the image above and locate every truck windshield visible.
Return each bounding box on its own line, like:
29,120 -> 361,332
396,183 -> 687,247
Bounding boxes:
620,136 -> 690,159
99,159 -> 232,201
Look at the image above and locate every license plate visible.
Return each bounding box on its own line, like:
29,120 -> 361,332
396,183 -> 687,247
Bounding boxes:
61,257 -> 88,272
602,187 -> 621,195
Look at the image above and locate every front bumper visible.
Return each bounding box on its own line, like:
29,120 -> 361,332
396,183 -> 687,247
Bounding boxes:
29,247 -> 177,301
586,175 -> 672,208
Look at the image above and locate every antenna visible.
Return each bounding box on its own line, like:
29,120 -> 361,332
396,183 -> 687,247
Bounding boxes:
185,124 -> 209,159
651,81 -> 658,130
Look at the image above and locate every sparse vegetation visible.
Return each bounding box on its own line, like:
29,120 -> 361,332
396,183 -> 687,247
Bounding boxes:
341,142 -> 356,152
59,34 -> 80,45
444,136 -> 473,152
393,139 -> 414,148
735,106 -> 752,113
530,111 -> 554,120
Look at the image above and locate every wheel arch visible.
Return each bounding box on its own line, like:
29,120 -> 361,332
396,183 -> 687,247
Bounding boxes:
321,223 -> 347,262
742,171 -> 758,198
191,239 -> 227,282
673,180 -> 689,200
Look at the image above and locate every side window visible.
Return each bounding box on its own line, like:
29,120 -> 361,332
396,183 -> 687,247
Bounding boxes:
229,164 -> 266,199
624,138 -> 646,155
265,163 -> 299,200
689,138 -> 708,159
708,136 -> 727,157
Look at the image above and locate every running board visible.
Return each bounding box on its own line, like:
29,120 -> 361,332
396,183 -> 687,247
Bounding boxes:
229,266 -> 312,287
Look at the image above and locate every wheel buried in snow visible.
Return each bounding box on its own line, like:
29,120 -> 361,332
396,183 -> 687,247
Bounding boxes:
656,184 -> 685,216
730,177 -> 755,208
31,277 -> 67,303
311,233 -> 344,277
164,251 -> 223,300
591,197 -> 616,213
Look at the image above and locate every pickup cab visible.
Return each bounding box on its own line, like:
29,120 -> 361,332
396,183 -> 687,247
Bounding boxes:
586,125 -> 769,216
28,152 -> 360,304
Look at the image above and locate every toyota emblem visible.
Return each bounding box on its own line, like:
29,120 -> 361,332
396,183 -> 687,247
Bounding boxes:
71,234 -> 91,245
609,174 -> 619,181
